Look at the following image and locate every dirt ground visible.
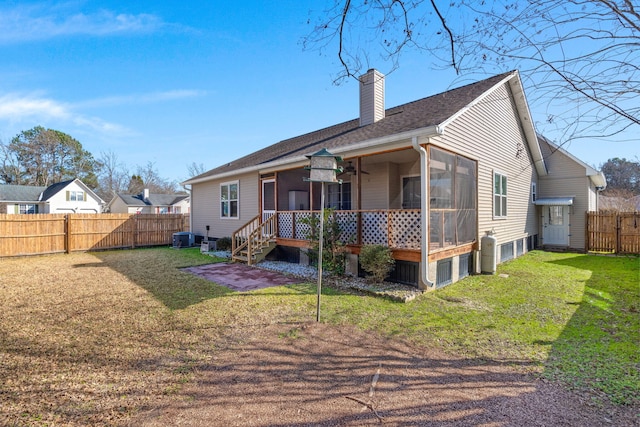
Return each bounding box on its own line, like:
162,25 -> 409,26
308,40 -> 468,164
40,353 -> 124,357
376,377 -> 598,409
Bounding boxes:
129,322 -> 638,427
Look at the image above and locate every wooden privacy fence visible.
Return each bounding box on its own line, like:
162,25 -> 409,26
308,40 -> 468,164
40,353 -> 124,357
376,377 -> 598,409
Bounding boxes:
0,213 -> 188,257
586,211 -> 640,254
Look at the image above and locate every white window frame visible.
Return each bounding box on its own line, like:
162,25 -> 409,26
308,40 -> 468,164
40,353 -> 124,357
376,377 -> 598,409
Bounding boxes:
493,171 -> 508,219
531,182 -> 537,203
19,204 -> 38,214
220,180 -> 239,219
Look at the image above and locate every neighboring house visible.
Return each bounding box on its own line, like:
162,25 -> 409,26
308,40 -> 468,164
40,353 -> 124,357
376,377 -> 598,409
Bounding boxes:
184,69 -> 599,289
0,179 -> 104,214
536,136 -> 607,250
107,188 -> 190,214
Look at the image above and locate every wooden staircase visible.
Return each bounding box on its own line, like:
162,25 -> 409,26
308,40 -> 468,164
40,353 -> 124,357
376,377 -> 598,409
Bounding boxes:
232,214 -> 278,265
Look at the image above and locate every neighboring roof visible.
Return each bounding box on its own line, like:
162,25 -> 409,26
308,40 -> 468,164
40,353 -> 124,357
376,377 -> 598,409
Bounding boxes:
535,197 -> 575,206
114,192 -> 189,207
185,70 -> 547,185
537,136 -> 607,189
0,179 -> 105,204
0,184 -> 46,202
40,179 -> 74,200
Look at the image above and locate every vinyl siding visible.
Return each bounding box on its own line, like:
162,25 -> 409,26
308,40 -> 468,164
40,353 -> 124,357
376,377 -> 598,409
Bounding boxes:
191,172 -> 259,239
45,181 -> 102,213
538,139 -> 591,249
361,163 -> 390,209
430,83 -> 539,256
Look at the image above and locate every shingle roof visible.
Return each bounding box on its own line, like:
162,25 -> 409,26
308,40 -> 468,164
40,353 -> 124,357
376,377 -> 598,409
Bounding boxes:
0,184 -> 46,202
116,193 -> 189,207
40,179 -> 74,200
190,71 -> 515,182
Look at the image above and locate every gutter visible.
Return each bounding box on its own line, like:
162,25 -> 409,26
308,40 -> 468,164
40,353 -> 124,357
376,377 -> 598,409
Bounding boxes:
412,135 -> 436,290
183,125 -> 441,186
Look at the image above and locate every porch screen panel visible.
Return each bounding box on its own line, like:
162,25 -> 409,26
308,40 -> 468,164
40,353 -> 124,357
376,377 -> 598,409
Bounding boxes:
455,155 -> 477,244
429,149 -> 454,209
429,147 -> 477,251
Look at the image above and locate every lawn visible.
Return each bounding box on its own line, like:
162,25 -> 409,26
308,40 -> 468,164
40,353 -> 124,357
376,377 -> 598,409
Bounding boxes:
0,248 -> 637,425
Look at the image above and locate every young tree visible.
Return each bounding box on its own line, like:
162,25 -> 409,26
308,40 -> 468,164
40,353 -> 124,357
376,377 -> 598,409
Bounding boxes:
0,126 -> 99,187
305,0 -> 638,142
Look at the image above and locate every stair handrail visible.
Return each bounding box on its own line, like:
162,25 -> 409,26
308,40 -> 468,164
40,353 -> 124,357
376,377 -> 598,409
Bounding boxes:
232,215 -> 260,260
232,213 -> 278,264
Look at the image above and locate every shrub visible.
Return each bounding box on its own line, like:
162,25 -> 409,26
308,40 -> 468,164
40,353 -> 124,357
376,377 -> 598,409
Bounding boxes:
359,244 -> 395,283
215,237 -> 232,251
299,208 -> 352,275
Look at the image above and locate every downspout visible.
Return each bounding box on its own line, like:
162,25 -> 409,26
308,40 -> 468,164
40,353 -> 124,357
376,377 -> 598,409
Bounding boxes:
412,136 -> 435,290
182,184 -> 192,233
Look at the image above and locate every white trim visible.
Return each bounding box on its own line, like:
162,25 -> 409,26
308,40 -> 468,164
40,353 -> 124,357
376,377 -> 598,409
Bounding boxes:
538,136 -> 606,188
183,126 -> 441,185
493,170 -> 508,219
531,182 -> 537,204
220,180 -> 239,219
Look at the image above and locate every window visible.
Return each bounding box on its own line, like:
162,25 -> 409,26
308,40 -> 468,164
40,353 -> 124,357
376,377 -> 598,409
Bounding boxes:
429,147 -> 477,250
327,183 -> 351,210
549,206 -> 564,225
67,191 -> 85,202
220,181 -> 239,218
19,204 -> 38,214
494,172 -> 507,218
531,182 -> 537,203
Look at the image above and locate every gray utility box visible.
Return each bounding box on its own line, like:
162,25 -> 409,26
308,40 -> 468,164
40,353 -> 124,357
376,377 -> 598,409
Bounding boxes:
200,238 -> 217,253
172,232 -> 194,248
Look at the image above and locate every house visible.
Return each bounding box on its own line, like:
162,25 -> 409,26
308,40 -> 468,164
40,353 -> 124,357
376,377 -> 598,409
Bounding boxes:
535,136 -> 607,250
107,188 -> 190,214
0,178 -> 104,214
184,69 -> 599,289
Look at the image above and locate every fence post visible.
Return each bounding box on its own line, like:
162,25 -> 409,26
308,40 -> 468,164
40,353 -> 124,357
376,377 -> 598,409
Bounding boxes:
615,212 -> 622,254
132,215 -> 137,249
65,214 -> 70,254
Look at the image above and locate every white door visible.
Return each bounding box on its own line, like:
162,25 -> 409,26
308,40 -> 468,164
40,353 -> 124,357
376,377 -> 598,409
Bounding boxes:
543,205 -> 569,246
262,179 -> 276,222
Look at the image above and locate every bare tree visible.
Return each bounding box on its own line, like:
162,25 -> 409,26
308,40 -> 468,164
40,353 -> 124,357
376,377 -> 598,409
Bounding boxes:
95,150 -> 130,201
134,161 -> 179,194
304,0 -> 639,143
186,162 -> 207,178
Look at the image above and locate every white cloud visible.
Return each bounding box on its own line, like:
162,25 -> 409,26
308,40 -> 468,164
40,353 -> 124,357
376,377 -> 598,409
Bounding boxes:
0,93 -> 131,135
0,3 -> 165,43
76,90 -> 207,109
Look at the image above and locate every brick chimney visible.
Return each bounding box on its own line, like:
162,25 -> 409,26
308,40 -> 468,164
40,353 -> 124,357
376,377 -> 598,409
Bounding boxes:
359,69 -> 385,126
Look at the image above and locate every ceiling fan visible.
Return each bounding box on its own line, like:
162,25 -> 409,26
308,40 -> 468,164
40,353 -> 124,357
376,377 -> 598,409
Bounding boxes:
339,161 -> 369,176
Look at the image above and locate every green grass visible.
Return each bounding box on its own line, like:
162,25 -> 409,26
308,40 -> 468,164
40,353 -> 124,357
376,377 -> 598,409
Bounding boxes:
318,250 -> 640,405
4,246 -> 635,424
125,248 -> 638,405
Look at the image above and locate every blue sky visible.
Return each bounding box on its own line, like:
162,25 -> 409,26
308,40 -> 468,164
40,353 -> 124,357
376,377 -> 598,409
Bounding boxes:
0,1 -> 636,185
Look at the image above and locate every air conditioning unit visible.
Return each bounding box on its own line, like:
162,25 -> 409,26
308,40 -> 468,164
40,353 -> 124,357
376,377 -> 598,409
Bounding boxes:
172,232 -> 194,248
